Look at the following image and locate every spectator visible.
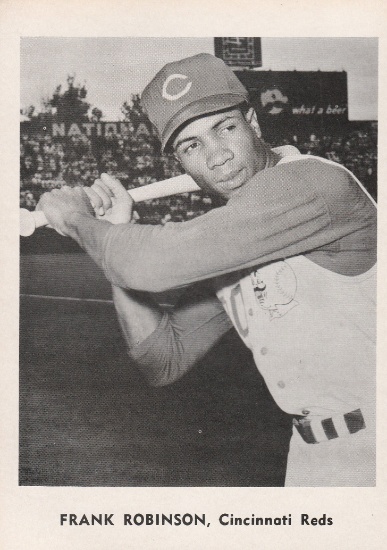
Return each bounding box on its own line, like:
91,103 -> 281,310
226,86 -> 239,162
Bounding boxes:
20,121 -> 377,214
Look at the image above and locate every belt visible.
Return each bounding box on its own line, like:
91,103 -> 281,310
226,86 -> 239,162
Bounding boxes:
293,408 -> 366,444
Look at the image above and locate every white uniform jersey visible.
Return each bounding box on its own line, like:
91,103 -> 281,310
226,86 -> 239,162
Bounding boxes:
216,255 -> 375,417
215,155 -> 376,419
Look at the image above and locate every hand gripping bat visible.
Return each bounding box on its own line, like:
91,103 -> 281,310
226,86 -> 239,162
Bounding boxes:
19,174 -> 200,237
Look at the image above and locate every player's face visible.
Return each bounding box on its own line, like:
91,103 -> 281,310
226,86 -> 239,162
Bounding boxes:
172,108 -> 267,200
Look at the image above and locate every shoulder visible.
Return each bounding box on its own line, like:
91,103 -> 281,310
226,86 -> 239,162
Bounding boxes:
229,154 -> 375,225
282,155 -> 375,207
277,155 -> 350,182
236,155 -> 349,205
266,155 -> 366,202
277,156 -> 377,232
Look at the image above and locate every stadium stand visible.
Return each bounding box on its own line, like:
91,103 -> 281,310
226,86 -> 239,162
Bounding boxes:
20,121 -> 377,227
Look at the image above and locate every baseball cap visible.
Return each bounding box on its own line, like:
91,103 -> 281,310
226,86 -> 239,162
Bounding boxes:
141,53 -> 249,152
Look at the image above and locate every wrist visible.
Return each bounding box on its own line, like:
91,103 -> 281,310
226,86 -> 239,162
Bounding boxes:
64,210 -> 96,238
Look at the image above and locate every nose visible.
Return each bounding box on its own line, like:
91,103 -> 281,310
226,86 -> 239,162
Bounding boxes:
206,141 -> 233,170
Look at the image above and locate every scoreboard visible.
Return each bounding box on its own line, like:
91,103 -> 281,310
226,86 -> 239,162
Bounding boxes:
214,37 -> 262,68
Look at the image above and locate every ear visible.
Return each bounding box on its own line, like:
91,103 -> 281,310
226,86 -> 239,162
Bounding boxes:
172,151 -> 182,165
244,107 -> 262,138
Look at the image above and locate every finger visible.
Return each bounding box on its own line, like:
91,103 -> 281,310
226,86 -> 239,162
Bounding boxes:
83,187 -> 104,214
75,187 -> 97,216
90,180 -> 113,211
100,173 -> 129,199
36,191 -> 52,210
92,177 -> 114,198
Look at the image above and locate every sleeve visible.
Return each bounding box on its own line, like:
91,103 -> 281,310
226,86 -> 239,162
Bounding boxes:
128,284 -> 233,386
75,158 -> 375,292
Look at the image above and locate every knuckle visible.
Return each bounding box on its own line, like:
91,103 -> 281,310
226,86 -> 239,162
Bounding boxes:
93,195 -> 102,207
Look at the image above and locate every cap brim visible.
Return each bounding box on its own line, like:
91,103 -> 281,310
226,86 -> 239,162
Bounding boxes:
161,93 -> 248,152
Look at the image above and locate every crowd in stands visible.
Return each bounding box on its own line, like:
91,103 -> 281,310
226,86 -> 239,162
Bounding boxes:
20,122 -> 377,224
281,126 -> 377,200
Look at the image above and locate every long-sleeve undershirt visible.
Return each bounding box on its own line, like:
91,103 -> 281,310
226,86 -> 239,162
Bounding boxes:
73,157 -> 375,293
129,282 -> 233,386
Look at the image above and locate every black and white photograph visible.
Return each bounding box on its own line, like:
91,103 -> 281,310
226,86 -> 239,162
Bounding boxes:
1,1 -> 386,547
19,36 -> 377,488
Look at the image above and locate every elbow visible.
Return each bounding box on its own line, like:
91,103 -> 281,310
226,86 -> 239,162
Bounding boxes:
147,376 -> 173,388
139,277 -> 175,294
146,368 -> 185,388
133,356 -> 183,387
103,224 -> 185,292
143,360 -> 191,388
116,267 -> 176,293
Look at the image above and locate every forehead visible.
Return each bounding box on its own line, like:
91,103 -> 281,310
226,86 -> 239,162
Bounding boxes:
172,108 -> 245,148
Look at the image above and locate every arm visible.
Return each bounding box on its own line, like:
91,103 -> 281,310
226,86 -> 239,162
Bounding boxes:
112,286 -> 163,349
38,160 -> 376,292
100,159 -> 375,290
83,176 -> 167,355
117,283 -> 233,387
37,177 -> 232,386
80,177 -> 232,386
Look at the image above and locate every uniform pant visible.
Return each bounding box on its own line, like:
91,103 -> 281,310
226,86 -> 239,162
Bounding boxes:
285,407 -> 375,487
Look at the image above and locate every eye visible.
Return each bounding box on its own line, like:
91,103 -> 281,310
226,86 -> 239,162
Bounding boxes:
182,141 -> 200,155
220,123 -> 237,135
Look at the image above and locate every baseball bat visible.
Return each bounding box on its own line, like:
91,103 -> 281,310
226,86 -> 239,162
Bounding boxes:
20,173 -> 200,237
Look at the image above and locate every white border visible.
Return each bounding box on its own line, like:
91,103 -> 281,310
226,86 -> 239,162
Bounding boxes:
1,1 -> 387,548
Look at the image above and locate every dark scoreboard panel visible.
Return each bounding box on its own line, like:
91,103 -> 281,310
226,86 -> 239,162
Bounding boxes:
235,70 -> 348,120
234,70 -> 348,140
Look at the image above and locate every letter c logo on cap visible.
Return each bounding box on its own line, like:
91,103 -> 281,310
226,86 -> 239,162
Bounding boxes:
162,74 -> 192,101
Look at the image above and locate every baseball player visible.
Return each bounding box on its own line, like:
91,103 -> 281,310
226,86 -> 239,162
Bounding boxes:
38,53 -> 376,486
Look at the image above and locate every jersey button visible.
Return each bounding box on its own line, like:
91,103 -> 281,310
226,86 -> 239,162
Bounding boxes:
302,408 -> 310,416
277,380 -> 285,389
260,347 -> 268,355
248,308 -> 253,316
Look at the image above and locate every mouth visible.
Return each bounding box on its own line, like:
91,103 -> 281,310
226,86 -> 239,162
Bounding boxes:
218,168 -> 247,194
220,168 -> 244,183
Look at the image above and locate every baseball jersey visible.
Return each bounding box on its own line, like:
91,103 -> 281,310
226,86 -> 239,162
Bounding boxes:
215,255 -> 375,417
